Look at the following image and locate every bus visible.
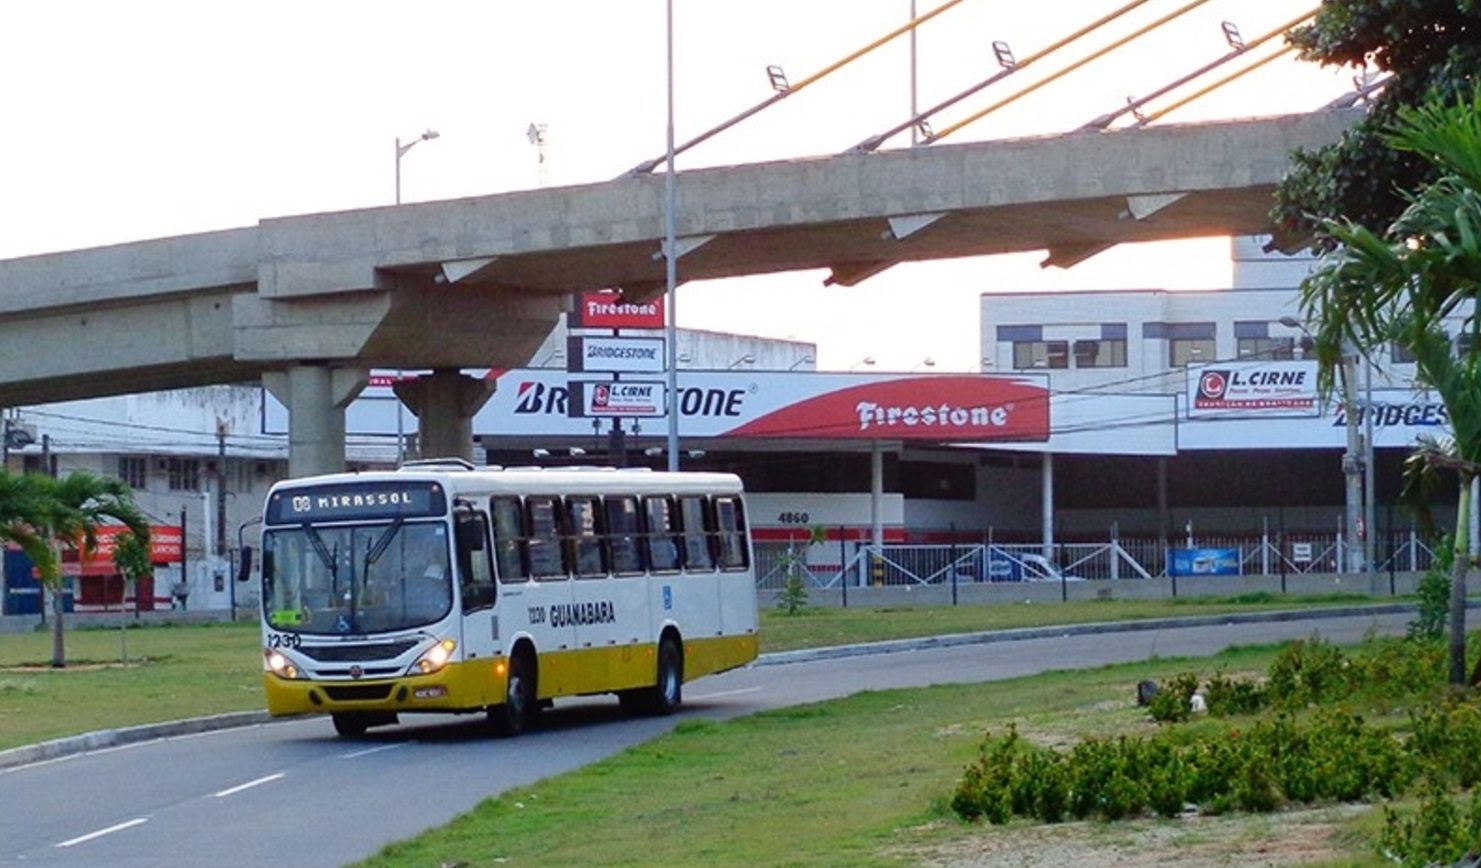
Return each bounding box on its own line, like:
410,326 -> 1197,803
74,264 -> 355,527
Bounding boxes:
254,460 -> 758,737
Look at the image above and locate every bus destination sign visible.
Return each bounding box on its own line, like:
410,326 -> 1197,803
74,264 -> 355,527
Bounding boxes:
266,482 -> 448,524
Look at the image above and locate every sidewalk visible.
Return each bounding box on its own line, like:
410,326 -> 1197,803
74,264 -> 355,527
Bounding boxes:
0,602 -> 1424,772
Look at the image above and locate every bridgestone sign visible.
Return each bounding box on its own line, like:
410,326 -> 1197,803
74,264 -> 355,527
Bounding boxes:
565,336 -> 665,374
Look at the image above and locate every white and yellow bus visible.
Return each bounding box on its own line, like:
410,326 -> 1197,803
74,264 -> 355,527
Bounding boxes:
255,460 -> 758,737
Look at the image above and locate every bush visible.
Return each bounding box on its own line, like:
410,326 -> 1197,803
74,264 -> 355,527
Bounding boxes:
1379,780 -> 1481,867
1409,538 -> 1453,642
1266,637 -> 1350,708
1148,672 -> 1200,724
1203,670 -> 1268,716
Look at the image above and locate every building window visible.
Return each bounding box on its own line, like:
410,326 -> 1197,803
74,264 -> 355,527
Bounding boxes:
118,456 -> 148,489
1170,338 -> 1216,367
1072,339 -> 1127,368
167,458 -> 201,492
1012,340 -> 1069,369
1237,336 -> 1295,360
1390,341 -> 1416,364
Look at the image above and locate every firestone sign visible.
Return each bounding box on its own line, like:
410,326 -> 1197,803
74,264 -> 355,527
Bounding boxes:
566,290 -> 666,330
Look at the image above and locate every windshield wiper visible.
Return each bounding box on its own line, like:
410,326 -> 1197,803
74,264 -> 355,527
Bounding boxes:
363,517 -> 404,567
304,525 -> 337,577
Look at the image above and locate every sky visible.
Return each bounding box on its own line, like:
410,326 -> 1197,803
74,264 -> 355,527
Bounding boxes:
0,1 -> 1355,372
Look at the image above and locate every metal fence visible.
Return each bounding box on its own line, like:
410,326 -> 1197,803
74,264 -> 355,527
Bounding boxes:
754,530 -> 1438,590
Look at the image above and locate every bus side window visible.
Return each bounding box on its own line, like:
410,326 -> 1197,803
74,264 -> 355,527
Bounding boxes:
458,509 -> 496,613
678,495 -> 714,571
605,495 -> 644,575
491,496 -> 529,583
714,496 -> 750,570
526,496 -> 566,580
566,495 -> 607,578
643,495 -> 681,573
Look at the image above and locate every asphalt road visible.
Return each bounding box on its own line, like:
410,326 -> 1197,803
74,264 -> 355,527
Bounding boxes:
0,610 -> 1410,867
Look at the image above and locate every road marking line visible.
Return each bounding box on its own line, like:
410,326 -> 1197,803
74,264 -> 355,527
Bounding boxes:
56,817 -> 149,848
690,686 -> 762,700
340,742 -> 410,759
213,772 -> 285,798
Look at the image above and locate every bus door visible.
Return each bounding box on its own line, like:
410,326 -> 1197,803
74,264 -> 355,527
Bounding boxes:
452,502 -> 498,665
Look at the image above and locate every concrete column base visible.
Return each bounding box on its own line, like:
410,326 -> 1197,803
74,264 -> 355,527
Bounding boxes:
263,365 -> 368,478
394,369 -> 496,464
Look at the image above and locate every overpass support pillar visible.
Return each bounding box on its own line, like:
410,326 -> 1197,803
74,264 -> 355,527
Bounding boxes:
394,369 -> 496,464
263,365 -> 368,478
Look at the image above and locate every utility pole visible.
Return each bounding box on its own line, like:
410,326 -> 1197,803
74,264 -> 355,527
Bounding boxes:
1341,349 -> 1364,573
216,420 -> 228,559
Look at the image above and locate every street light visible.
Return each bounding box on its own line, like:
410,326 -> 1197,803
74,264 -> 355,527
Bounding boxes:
394,129 -> 440,205
728,353 -> 756,369
787,354 -> 815,371
391,129 -> 439,465
850,356 -> 877,371
1280,315 -> 1366,575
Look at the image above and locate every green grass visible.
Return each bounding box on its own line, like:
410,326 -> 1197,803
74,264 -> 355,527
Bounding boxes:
0,620 -> 263,751
0,594 -> 1402,753
756,593 -> 1386,652
359,643 -> 1359,867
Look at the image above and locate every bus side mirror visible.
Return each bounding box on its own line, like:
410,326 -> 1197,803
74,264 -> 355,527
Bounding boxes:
237,546 -> 254,583
455,512 -> 485,552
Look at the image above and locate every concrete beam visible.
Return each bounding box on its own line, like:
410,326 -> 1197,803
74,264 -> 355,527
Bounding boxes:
0,228 -> 258,317
0,289 -> 251,406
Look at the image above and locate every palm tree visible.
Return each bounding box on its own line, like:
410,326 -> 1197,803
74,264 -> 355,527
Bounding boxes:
1300,87 -> 1481,685
0,472 -> 59,599
35,472 -> 150,668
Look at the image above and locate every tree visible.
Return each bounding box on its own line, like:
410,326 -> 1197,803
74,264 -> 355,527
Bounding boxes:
1271,0 -> 1481,251
0,472 -> 59,596
1300,87 -> 1481,685
35,472 -> 150,668
111,528 -> 153,662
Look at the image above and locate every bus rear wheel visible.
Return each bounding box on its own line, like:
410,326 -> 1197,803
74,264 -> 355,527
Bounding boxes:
490,652 -> 536,737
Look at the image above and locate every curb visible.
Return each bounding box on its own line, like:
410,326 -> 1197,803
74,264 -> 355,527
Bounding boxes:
0,603 -> 1430,772
0,710 -> 272,773
751,603 -> 1422,666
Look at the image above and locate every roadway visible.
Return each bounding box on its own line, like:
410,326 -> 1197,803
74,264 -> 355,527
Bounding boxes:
0,610 -> 1408,866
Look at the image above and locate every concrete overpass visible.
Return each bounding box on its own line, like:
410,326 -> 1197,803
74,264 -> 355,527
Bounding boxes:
0,109 -> 1359,476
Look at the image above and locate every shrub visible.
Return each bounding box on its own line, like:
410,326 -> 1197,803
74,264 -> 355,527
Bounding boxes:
1379,780 -> 1473,867
1203,670 -> 1268,716
1266,637 -> 1350,708
1409,539 -> 1453,642
1148,672 -> 1200,724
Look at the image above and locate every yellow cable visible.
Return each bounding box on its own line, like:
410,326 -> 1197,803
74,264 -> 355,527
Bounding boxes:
927,0 -> 1217,143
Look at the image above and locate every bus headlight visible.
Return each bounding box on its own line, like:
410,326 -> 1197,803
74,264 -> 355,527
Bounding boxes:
265,649 -> 301,680
412,639 -> 457,675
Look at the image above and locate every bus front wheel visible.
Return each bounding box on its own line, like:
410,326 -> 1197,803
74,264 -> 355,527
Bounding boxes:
490,652 -> 536,737
331,712 -> 394,738
623,636 -> 683,716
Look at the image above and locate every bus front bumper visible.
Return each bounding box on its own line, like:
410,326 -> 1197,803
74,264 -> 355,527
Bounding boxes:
263,658 -> 507,717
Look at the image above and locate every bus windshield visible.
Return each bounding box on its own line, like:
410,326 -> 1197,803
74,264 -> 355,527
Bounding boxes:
262,520 -> 452,635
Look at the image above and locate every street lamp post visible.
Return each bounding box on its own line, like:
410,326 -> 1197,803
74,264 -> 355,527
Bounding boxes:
664,0 -> 680,472
392,130 -> 439,465
394,129 -> 440,205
